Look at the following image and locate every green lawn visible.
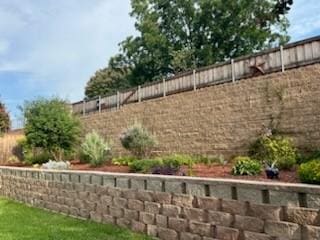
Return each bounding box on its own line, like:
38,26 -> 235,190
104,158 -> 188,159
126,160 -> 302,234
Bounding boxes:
0,198 -> 151,240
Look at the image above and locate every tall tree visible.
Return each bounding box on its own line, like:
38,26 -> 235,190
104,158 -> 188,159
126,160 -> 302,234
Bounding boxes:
85,0 -> 292,99
0,101 -> 10,134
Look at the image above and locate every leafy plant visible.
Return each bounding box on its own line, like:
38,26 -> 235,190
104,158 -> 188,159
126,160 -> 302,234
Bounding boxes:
129,158 -> 163,173
298,159 -> 320,184
112,156 -> 137,166
22,97 -> 81,161
162,154 -> 195,175
232,156 -> 262,176
249,135 -> 296,170
81,131 -> 111,166
15,138 -> 51,165
120,123 -> 156,158
297,150 -> 320,165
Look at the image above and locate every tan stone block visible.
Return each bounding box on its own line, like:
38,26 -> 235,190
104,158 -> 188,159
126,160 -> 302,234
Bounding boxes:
286,207 -> 320,226
180,232 -> 202,240
157,227 -> 178,240
234,215 -> 264,233
221,199 -> 247,215
156,214 -> 168,228
128,199 -> 144,211
215,226 -> 240,240
265,220 -> 301,240
172,193 -> 194,207
243,231 -> 273,240
140,212 -> 155,225
189,221 -> 212,236
153,192 -> 172,204
168,217 -> 188,232
162,204 -> 181,217
248,203 -> 282,221
207,210 -> 233,227
131,220 -> 146,233
196,196 -> 220,210
144,201 -> 161,214
183,207 -> 206,222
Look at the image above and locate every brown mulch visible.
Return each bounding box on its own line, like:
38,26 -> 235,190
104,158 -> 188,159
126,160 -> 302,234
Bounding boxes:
0,161 -> 299,183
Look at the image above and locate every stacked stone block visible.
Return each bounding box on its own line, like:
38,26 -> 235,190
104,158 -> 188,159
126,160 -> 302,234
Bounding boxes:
1,167 -> 320,239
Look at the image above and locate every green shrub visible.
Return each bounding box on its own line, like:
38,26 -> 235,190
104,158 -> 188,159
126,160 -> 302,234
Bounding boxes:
232,156 -> 262,176
16,138 -> 51,165
120,123 -> 156,158
298,159 -> 320,184
249,135 -> 296,170
22,97 -> 81,161
162,154 -> 196,175
112,156 -> 137,166
81,131 -> 111,166
129,158 -> 163,173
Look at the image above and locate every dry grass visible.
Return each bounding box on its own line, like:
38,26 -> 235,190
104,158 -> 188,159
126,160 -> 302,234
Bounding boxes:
0,130 -> 24,164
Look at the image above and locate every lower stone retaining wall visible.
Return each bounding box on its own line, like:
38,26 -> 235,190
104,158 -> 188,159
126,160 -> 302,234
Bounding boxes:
1,167 -> 320,239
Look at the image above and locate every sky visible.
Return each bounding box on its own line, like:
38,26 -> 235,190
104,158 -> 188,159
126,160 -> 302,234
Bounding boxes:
0,0 -> 319,128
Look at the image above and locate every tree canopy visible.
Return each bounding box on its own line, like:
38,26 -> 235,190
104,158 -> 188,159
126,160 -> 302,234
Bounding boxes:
0,101 -> 10,134
22,98 -> 81,161
85,0 -> 293,99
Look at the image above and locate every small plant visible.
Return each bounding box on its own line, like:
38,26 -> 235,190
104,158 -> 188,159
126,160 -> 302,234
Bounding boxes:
112,156 -> 137,166
129,158 -> 163,173
120,123 -> 156,158
249,135 -> 296,170
298,159 -> 320,184
42,160 -> 71,170
232,156 -> 262,176
81,131 -> 111,166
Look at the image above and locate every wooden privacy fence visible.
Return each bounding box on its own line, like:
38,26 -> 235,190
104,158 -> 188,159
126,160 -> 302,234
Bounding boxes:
72,35 -> 320,115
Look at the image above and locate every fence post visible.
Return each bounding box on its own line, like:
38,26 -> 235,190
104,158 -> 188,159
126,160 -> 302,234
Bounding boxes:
231,59 -> 235,83
82,100 -> 86,116
117,91 -> 120,109
193,69 -> 197,91
163,78 -> 166,97
280,45 -> 285,72
98,96 -> 101,113
138,86 -> 141,102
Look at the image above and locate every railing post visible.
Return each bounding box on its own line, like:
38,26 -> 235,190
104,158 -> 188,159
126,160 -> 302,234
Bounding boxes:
280,45 -> 285,72
163,78 -> 166,97
82,100 -> 86,116
98,96 -> 101,113
231,59 -> 235,83
193,69 -> 197,91
138,86 -> 141,102
117,91 -> 120,109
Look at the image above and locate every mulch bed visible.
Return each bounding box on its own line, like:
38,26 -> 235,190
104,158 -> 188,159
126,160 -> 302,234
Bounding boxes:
1,161 -> 299,183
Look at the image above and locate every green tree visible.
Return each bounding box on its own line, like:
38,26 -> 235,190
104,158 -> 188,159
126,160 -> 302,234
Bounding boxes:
85,55 -> 131,99
22,98 -> 81,161
85,0 -> 292,99
0,101 -> 10,134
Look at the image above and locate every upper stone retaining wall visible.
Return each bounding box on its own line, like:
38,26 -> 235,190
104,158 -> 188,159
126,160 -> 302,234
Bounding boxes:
1,166 -> 320,239
81,64 -> 320,158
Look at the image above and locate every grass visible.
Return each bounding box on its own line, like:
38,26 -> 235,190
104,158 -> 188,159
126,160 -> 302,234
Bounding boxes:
0,197 -> 151,240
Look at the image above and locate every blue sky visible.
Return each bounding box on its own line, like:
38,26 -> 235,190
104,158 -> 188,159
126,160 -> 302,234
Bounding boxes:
0,0 -> 319,127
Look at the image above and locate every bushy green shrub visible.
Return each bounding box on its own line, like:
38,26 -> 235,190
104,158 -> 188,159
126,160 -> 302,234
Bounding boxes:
112,156 -> 137,166
232,156 -> 262,176
120,123 -> 156,158
298,159 -> 320,184
129,158 -> 163,173
16,138 -> 51,165
22,97 -> 81,161
249,135 -> 296,170
81,131 -> 111,166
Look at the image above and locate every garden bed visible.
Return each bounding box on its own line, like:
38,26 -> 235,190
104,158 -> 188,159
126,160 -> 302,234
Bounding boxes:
69,161 -> 299,183
0,161 -> 300,183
